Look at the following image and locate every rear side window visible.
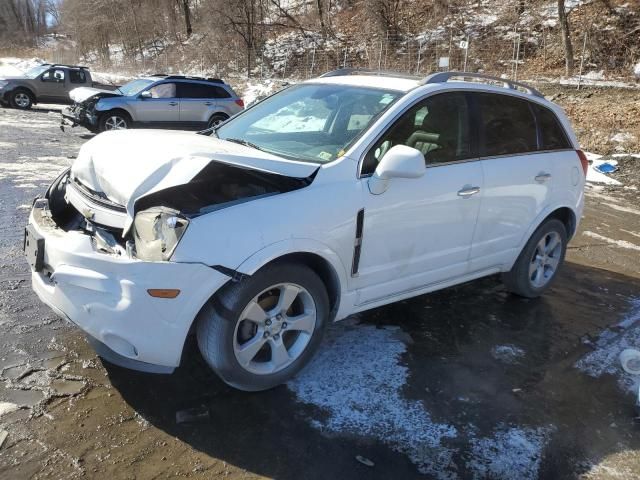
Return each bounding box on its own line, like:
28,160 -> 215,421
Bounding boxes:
69,70 -> 86,83
532,104 -> 571,150
476,93 -> 537,157
178,83 -> 231,99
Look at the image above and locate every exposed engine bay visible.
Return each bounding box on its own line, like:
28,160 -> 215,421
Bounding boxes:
46,162 -> 313,260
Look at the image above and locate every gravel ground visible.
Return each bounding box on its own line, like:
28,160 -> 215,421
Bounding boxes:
1,92 -> 640,480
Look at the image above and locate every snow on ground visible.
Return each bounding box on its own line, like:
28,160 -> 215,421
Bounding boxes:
491,344 -> 526,365
576,298 -> 640,394
584,152 -> 622,185
0,402 -> 19,417
240,79 -> 283,106
0,57 -> 43,77
582,232 -> 640,252
468,426 -> 554,480
288,321 -> 458,478
532,75 -> 639,89
288,320 -> 551,479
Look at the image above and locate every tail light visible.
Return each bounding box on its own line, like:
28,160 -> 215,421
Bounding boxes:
576,150 -> 589,176
235,98 -> 244,108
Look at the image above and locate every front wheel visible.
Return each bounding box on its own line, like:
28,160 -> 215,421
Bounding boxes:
197,262 -> 329,391
10,90 -> 33,109
502,218 -> 567,298
99,111 -> 130,132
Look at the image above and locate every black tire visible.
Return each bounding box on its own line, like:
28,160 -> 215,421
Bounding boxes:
207,113 -> 228,129
502,218 -> 567,298
197,262 -> 330,391
98,110 -> 131,132
9,89 -> 33,110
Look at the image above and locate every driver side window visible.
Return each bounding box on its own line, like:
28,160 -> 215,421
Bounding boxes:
361,92 -> 472,175
42,69 -> 65,82
147,82 -> 177,98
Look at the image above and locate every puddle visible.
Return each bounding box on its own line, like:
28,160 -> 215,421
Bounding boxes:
1,388 -> 43,407
51,379 -> 85,396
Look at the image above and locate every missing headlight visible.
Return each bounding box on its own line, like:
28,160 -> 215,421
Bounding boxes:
133,207 -> 189,261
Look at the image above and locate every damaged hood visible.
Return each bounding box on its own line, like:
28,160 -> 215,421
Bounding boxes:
70,129 -> 319,230
69,86 -> 121,103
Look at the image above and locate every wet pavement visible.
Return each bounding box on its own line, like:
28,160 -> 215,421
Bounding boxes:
1,94 -> 640,479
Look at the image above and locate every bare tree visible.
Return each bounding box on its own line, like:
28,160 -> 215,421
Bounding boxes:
180,0 -> 192,37
558,0 -> 574,76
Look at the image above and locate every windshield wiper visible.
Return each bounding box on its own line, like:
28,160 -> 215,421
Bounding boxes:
224,138 -> 263,151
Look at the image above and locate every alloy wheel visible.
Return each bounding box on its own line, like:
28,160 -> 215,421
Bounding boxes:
104,115 -> 127,130
14,93 -> 30,108
233,283 -> 317,375
529,231 -> 562,288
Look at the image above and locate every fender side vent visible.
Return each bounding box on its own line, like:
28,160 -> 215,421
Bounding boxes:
351,208 -> 365,277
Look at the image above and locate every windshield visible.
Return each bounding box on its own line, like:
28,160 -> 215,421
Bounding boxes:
119,78 -> 154,96
216,83 -> 401,163
24,65 -> 49,79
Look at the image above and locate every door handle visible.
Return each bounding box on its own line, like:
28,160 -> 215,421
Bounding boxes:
457,186 -> 480,197
168,101 -> 178,106
535,172 -> 552,182
204,101 -> 213,106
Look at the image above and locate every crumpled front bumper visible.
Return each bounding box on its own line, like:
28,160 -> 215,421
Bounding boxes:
27,198 -> 230,373
61,105 -> 97,131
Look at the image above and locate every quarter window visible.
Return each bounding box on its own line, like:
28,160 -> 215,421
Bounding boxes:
362,92 -> 472,175
476,93 -> 537,157
532,104 -> 571,150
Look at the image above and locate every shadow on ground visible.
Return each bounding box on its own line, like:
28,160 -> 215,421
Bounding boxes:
103,262 -> 640,479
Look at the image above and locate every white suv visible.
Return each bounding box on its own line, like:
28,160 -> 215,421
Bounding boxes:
25,70 -> 586,391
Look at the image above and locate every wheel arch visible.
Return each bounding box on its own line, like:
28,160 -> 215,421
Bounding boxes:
178,241 -> 349,367
507,204 -> 578,272
11,86 -> 36,103
99,107 -> 132,120
546,206 -> 577,239
237,239 -> 349,322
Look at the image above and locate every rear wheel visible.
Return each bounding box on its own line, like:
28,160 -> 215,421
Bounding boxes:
197,262 -> 329,391
10,90 -> 33,109
99,111 -> 130,132
502,218 -> 567,298
207,113 -> 228,129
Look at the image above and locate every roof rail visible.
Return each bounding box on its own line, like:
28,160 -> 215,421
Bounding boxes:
320,68 -> 420,80
421,71 -> 543,98
163,75 -> 224,83
149,73 -> 168,77
49,64 -> 88,70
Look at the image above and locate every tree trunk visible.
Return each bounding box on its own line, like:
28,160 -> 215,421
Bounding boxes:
557,0 -> 574,76
316,0 -> 326,37
182,0 -> 192,37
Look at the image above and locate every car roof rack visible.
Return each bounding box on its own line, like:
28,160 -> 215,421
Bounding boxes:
162,75 -> 224,84
320,68 -> 421,80
421,71 -> 544,98
47,63 -> 88,70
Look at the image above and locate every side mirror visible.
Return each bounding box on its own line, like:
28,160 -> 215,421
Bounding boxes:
368,145 -> 426,195
140,90 -> 152,99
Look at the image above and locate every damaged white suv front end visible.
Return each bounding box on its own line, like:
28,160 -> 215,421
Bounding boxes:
26,127 -> 321,376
